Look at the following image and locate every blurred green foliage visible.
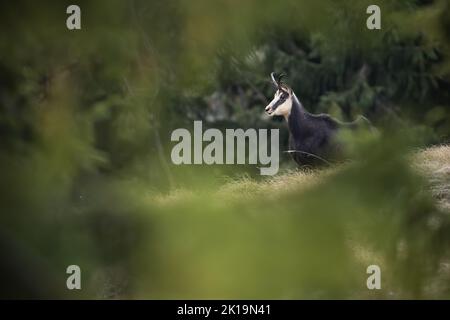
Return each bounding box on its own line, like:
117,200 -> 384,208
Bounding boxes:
0,0 -> 449,298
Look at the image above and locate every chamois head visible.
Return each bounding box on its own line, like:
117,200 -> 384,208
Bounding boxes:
265,72 -> 293,118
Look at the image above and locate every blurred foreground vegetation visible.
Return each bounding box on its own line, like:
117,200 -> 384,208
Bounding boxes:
0,0 -> 450,298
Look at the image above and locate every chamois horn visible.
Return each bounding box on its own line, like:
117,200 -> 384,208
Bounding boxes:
270,72 -> 279,89
278,73 -> 286,85
270,72 -> 287,89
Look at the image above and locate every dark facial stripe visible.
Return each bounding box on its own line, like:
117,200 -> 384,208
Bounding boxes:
271,92 -> 288,110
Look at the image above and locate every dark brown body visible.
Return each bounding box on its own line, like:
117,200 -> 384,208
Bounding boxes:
287,95 -> 371,166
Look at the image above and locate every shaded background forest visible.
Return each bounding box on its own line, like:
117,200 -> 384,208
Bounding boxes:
0,0 -> 450,298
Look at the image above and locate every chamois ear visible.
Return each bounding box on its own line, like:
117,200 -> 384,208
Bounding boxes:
278,73 -> 286,85
286,86 -> 293,94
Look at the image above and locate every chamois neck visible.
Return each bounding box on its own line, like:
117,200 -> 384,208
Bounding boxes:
287,94 -> 306,137
287,94 -> 306,120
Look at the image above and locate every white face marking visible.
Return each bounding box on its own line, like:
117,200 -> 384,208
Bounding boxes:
265,89 -> 293,119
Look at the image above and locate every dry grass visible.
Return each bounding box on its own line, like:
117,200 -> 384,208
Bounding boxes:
151,145 -> 450,209
217,167 -> 337,202
413,144 -> 450,211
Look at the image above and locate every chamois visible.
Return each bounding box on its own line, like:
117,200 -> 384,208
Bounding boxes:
265,72 -> 372,166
